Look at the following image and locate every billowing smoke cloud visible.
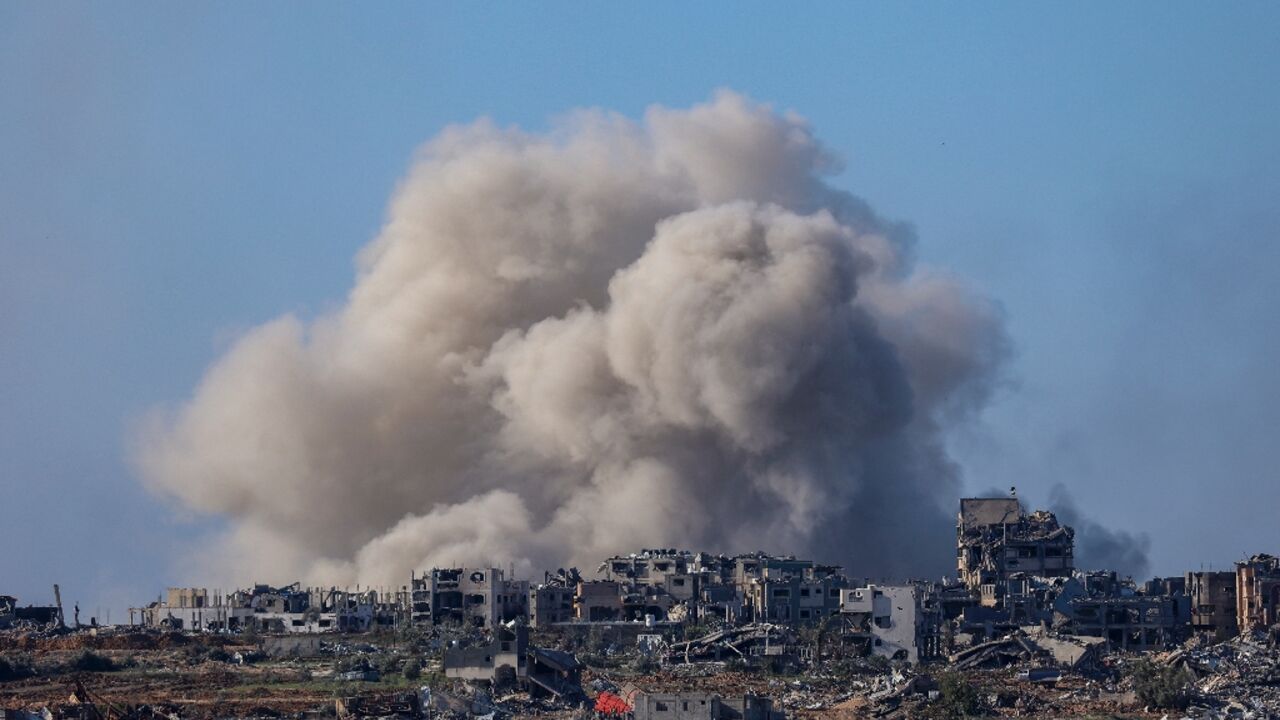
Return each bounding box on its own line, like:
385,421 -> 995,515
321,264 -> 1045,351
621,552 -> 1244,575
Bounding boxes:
1049,483 -> 1151,579
136,91 -> 1007,587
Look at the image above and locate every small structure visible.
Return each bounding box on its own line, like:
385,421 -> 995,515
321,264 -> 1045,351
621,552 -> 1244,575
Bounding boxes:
576,580 -> 624,622
0,595 -> 62,629
336,690 -> 427,720
261,634 -> 324,658
412,567 -> 528,628
443,624 -> 583,700
631,691 -> 782,720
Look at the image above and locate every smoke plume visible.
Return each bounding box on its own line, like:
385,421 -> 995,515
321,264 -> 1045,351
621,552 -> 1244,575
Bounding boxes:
1049,484 -> 1152,580
136,91 -> 1007,586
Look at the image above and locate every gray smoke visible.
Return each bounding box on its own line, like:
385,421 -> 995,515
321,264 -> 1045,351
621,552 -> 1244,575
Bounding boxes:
135,91 -> 1007,586
1049,483 -> 1152,580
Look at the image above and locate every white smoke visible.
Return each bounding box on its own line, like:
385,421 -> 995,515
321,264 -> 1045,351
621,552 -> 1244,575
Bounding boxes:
135,91 -> 1007,587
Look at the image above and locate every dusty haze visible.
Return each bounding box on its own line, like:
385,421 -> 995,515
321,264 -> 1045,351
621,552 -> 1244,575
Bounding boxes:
136,92 -> 1009,587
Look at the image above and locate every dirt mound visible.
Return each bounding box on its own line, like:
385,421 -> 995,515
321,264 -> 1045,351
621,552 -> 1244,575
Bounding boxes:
0,630 -> 215,652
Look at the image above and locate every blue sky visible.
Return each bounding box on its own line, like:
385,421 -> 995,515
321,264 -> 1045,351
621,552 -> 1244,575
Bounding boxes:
3,2 -> 1278,616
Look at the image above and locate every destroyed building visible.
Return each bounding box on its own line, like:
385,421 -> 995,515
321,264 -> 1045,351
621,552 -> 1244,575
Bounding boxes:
950,496 -> 1205,652
600,550 -> 730,623
1236,553 -> 1280,633
1067,586 -> 1190,651
665,623 -> 802,668
630,691 -> 783,720
741,559 -> 847,625
603,549 -> 698,587
0,594 -> 62,630
535,549 -> 851,628
131,583 -> 400,633
533,566 -> 677,627
410,567 -> 528,628
953,496 -> 1079,641
952,573 -> 1071,642
132,587 -> 244,631
398,550 -> 858,633
602,550 -> 704,618
442,624 -> 583,701
575,580 -> 625,621
1187,570 -> 1239,642
529,570 -> 579,628
957,497 -> 1074,607
839,583 -> 942,663
443,624 -> 526,684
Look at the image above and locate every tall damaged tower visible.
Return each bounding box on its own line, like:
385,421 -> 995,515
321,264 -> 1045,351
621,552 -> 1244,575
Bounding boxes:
957,497 -> 1075,607
1235,553 -> 1280,634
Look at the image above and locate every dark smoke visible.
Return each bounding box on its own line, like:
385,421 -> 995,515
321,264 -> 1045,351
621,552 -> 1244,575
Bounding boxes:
1050,483 -> 1152,580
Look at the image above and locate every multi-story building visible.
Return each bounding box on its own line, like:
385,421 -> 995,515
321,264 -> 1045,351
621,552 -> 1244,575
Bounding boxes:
1236,554 -> 1280,634
410,568 -> 528,628
742,561 -> 849,622
840,583 -> 942,664
133,587 -> 252,631
1186,571 -> 1238,642
600,549 -> 719,618
530,583 -> 576,628
602,550 -> 695,585
957,497 -> 1074,607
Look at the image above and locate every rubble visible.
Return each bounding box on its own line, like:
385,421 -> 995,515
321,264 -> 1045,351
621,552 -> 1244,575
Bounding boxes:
664,624 -> 798,666
949,628 -> 1104,671
1154,630 -> 1280,717
336,690 -> 427,719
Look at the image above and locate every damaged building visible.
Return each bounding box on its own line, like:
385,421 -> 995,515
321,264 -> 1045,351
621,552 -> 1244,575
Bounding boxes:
1067,581 -> 1190,651
630,691 -> 783,720
130,584 -> 400,633
839,583 -> 943,664
410,567 -> 528,628
0,594 -> 62,630
1187,570 -> 1239,642
741,559 -> 847,626
600,550 -> 726,623
665,623 -> 803,668
951,496 -> 1200,652
957,497 -> 1074,607
1236,553 -> 1280,634
597,550 -> 848,626
442,624 -> 583,701
529,569 -> 580,628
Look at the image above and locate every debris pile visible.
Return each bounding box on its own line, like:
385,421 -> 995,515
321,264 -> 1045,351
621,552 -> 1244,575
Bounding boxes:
665,623 -> 796,665
949,629 -> 1104,671
1161,630 -> 1280,717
